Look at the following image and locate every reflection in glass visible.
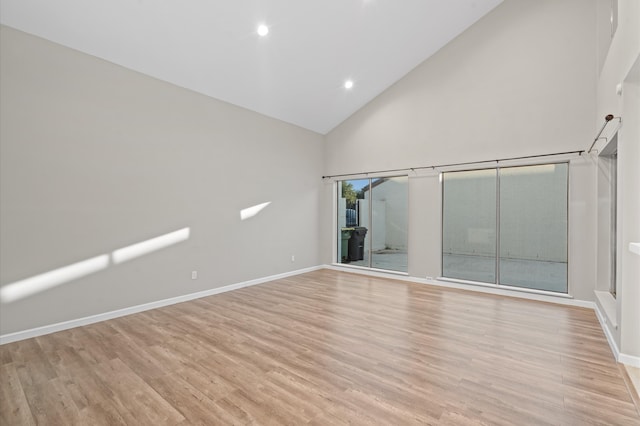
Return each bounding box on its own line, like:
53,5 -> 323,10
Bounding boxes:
442,169 -> 497,283
370,177 -> 408,272
499,164 -> 568,292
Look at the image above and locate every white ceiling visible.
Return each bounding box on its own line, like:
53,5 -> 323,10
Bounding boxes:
0,0 -> 502,134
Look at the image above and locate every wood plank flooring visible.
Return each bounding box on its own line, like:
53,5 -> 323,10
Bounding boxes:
1,269 -> 639,425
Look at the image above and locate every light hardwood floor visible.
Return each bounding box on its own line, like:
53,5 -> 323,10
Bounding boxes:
1,269 -> 639,425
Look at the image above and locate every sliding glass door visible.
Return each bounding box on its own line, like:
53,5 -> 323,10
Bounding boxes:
499,164 -> 568,292
442,163 -> 568,293
337,176 -> 408,273
442,169 -> 497,283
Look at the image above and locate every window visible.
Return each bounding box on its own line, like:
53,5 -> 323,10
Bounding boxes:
442,163 -> 568,293
337,176 -> 408,272
599,134 -> 618,297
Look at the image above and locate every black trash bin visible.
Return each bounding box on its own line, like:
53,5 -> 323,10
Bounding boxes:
348,227 -> 368,261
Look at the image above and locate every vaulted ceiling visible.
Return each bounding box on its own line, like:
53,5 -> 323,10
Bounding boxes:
0,0 -> 503,134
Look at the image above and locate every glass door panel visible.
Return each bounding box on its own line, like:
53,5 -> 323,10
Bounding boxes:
370,177 -> 408,272
337,179 -> 370,266
498,163 -> 568,292
442,169 -> 497,283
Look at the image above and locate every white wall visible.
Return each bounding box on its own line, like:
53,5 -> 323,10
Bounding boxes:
0,26 -> 324,335
322,0 -> 598,302
593,0 -> 640,364
619,66 -> 640,361
324,0 -> 596,176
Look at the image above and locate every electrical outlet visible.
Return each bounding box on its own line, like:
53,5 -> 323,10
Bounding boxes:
291,255 -> 295,262
426,276 -> 434,281
191,271 -> 198,280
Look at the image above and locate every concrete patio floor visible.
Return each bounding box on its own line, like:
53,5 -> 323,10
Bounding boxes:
340,252 -> 567,293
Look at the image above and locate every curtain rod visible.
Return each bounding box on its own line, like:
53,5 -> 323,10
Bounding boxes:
588,114 -> 622,154
321,150 -> 584,180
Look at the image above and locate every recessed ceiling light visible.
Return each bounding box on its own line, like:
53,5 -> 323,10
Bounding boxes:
344,80 -> 354,89
257,24 -> 269,37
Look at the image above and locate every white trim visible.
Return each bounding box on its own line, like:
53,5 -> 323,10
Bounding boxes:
593,302 -> 640,368
0,265 -> 323,345
324,264 -> 593,308
619,353 -> 640,368
330,262 -> 409,277
594,302 -> 621,361
437,276 -> 574,299
594,290 -> 618,328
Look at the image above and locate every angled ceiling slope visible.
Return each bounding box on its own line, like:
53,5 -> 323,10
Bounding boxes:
0,0 -> 502,134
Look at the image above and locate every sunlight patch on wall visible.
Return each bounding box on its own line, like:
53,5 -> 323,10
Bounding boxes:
112,227 -> 191,264
1,227 -> 191,303
0,255 -> 110,303
240,202 -> 271,221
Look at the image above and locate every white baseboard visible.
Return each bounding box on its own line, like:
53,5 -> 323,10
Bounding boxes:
619,353 -> 640,368
593,302 -> 640,368
594,301 -> 621,361
0,265 -> 323,345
